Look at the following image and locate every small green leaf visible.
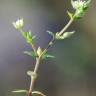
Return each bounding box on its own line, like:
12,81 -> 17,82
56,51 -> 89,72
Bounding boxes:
83,0 -> 91,10
47,30 -> 54,37
32,91 -> 46,96
67,11 -> 73,19
55,31 -> 75,40
43,54 -> 55,59
21,31 -> 36,44
21,32 -> 27,38
74,8 -> 85,19
12,90 -> 27,93
23,51 -> 37,58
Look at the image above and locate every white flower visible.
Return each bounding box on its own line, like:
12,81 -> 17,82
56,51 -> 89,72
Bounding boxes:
12,18 -> 24,29
71,0 -> 85,9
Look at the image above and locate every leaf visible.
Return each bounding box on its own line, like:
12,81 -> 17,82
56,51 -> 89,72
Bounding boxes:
62,31 -> 75,39
47,30 -> 54,37
43,54 -> 55,59
27,71 -> 34,76
32,91 -> 46,96
27,71 -> 37,79
83,0 -> 91,10
21,31 -> 36,44
23,51 -> 36,58
67,11 -> 73,19
74,9 -> 85,19
12,90 -> 27,93
21,32 -> 27,38
56,31 -> 75,40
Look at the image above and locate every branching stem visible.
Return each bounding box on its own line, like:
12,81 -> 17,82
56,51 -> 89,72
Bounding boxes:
28,14 -> 75,96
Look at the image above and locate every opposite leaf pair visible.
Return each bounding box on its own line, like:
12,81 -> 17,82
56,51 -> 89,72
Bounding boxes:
12,90 -> 46,96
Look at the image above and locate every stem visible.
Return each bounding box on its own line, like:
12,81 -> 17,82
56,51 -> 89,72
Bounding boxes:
34,57 -> 41,73
31,43 -> 37,55
58,18 -> 74,36
40,36 -> 55,58
28,37 -> 55,96
27,14 -> 76,96
28,57 -> 40,95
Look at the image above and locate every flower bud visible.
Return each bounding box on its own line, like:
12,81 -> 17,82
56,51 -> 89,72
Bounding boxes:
37,47 -> 42,57
13,18 -> 24,29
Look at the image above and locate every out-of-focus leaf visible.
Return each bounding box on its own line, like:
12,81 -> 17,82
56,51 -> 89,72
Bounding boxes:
47,30 -> 54,37
56,31 -> 75,40
23,51 -> 36,58
71,0 -> 91,19
27,71 -> 37,79
32,91 -> 46,96
83,0 -> 91,10
43,54 -> 55,59
21,31 -> 36,44
12,90 -> 27,93
67,11 -> 73,19
22,32 -> 27,38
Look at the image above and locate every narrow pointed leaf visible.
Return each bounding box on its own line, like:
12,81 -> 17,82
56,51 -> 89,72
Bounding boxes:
42,53 -> 55,59
67,11 -> 73,19
43,54 -> 55,59
47,30 -> 54,37
32,91 -> 46,96
23,51 -> 36,58
83,0 -> 91,10
21,31 -> 36,44
12,90 -> 27,93
21,32 -> 27,39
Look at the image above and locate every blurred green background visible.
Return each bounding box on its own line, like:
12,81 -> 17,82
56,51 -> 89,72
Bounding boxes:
0,0 -> 96,96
